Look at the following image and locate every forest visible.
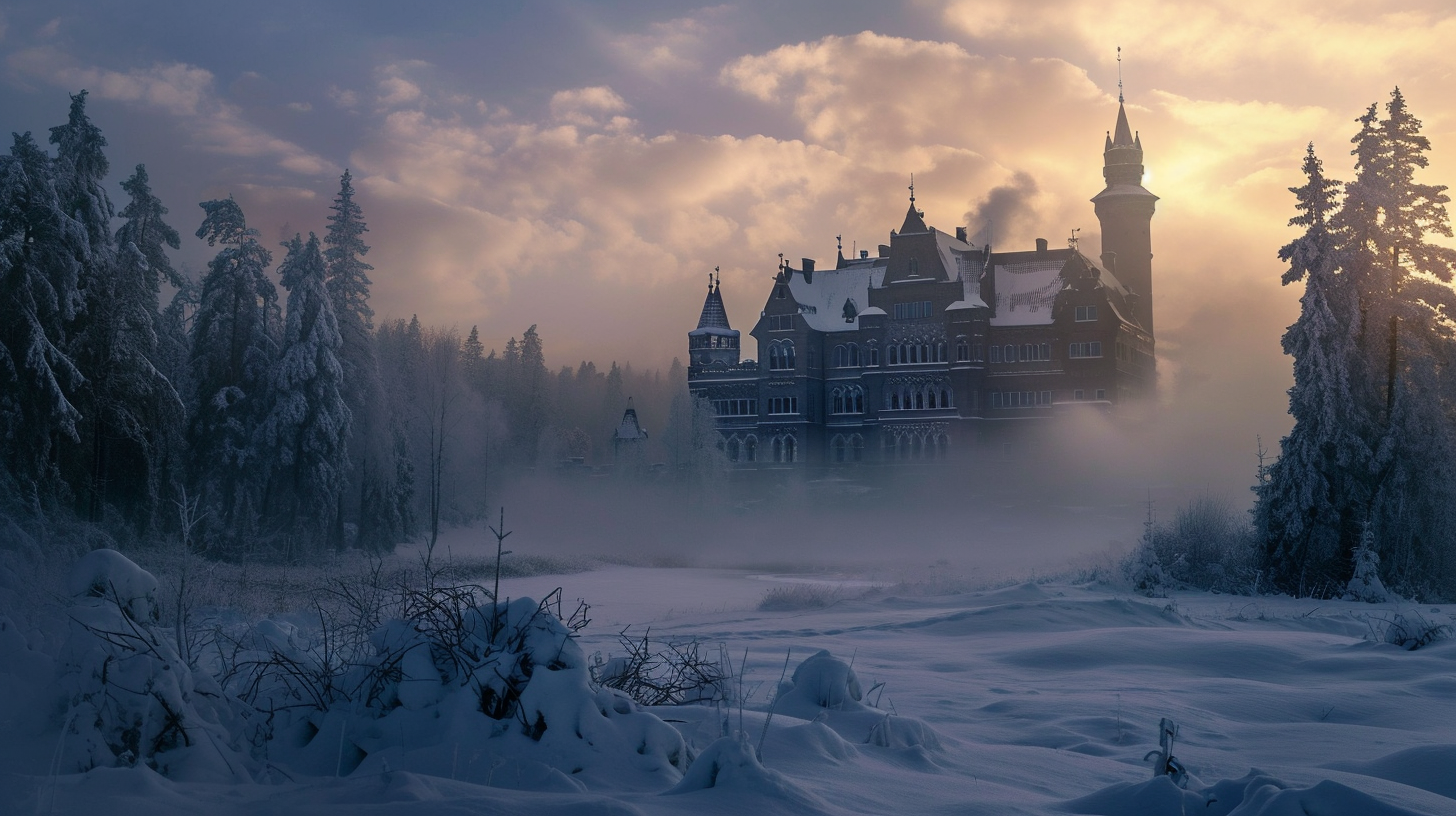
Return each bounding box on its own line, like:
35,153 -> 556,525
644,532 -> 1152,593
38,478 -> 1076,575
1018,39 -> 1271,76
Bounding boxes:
1,92 -> 713,561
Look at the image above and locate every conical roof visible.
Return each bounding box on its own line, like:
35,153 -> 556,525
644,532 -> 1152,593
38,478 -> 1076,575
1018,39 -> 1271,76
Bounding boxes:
695,284 -> 731,331
1112,102 -> 1135,147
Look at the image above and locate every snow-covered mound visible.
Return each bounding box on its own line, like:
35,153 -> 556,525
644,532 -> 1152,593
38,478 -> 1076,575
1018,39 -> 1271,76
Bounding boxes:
1063,769 -> 1431,816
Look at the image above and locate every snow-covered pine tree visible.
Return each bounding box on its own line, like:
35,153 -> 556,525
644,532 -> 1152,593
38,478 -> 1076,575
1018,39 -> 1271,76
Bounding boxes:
322,170 -> 385,542
259,234 -> 351,553
0,131 -> 87,504
1256,145 -> 1372,595
1336,89 -> 1456,595
187,198 -> 279,545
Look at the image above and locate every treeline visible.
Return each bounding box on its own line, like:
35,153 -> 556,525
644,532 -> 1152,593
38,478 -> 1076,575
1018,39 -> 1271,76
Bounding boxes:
1,92 -> 703,559
1257,88 -> 1456,600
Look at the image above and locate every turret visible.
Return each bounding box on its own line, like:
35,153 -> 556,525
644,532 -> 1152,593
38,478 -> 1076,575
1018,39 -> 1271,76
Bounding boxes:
1092,96 -> 1158,335
688,269 -> 740,369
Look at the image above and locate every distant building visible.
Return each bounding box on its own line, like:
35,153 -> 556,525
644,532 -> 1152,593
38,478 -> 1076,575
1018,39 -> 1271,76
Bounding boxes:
612,399 -> 650,471
686,97 -> 1156,466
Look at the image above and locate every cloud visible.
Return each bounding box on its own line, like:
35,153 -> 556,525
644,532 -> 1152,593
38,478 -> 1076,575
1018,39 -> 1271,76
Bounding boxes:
548,86 -> 629,127
7,47 -> 335,176
607,6 -> 733,77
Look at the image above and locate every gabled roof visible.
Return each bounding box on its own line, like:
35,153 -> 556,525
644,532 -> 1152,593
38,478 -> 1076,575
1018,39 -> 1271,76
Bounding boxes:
786,259 -> 887,333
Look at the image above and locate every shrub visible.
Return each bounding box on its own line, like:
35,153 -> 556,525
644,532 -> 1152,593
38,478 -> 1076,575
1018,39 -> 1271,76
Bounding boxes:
1124,496 -> 1260,595
758,583 -> 840,611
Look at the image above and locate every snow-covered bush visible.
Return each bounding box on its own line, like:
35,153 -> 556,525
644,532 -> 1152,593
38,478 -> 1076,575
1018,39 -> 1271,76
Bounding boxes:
773,650 -> 941,751
1376,611 -> 1453,651
1344,538 -> 1390,603
1126,496 -> 1259,595
57,549 -> 249,779
591,628 -> 728,706
758,583 -> 840,611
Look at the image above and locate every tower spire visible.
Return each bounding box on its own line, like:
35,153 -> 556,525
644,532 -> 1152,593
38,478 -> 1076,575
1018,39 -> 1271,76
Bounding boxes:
1117,46 -> 1123,104
908,173 -> 916,205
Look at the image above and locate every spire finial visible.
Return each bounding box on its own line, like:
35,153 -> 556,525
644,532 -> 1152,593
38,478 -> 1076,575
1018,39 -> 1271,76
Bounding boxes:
708,271 -> 714,292
1117,46 -> 1123,104
714,265 -> 720,290
908,173 -> 916,204
836,234 -> 843,251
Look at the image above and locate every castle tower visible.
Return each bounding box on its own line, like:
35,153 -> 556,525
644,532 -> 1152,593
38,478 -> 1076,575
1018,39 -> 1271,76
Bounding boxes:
1092,96 -> 1158,335
687,270 -> 740,369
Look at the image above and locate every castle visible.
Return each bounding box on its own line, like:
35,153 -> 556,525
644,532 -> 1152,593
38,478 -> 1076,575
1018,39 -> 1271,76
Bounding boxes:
686,96 -> 1157,466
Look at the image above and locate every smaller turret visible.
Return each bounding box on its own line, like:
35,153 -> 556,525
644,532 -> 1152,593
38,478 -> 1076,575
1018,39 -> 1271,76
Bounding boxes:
688,268 -> 741,369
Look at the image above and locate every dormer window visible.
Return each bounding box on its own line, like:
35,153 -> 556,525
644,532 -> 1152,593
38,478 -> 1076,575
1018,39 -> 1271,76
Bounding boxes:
843,298 -> 858,322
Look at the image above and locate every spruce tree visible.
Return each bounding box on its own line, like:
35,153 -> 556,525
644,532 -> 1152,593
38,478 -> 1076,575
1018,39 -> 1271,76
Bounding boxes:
260,234 -> 351,552
0,132 -> 87,503
1257,145 -> 1370,594
188,198 -> 279,542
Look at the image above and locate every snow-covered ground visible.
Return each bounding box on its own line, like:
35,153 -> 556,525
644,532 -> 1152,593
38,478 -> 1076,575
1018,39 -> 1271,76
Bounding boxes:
4,554 -> 1455,815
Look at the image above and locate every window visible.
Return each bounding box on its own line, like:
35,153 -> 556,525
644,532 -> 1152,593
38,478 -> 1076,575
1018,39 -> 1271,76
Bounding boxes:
830,386 -> 862,415
784,436 -> 797,462
1069,341 -> 1103,359
769,340 -> 796,369
711,398 -> 757,416
1096,389 -> 1107,400
834,345 -> 847,368
768,396 -> 799,415
1075,305 -> 1098,322
956,337 -> 970,362
892,301 -> 933,320
937,342 -> 946,363
726,437 -> 740,462
990,345 -> 1003,363
832,435 -> 847,463
744,436 -> 757,462
848,343 -> 859,367
1074,389 -> 1085,400
889,345 -> 900,365
974,343 -> 984,362
991,391 -> 1052,409
1004,344 -> 1016,362
768,314 -> 793,331
850,434 -> 864,462
775,286 -> 786,300
867,343 -> 880,366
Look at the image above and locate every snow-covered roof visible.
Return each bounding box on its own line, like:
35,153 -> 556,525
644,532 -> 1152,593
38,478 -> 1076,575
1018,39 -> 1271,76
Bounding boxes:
857,306 -> 886,317
787,263 -> 887,333
991,258 -> 1064,326
613,406 -> 647,440
688,326 -> 739,337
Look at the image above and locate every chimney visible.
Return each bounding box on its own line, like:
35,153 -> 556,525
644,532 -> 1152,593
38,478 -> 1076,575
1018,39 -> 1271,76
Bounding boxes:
1100,251 -> 1117,276
878,244 -> 890,258
956,226 -> 968,242
860,249 -> 869,259
1035,238 -> 1048,253
802,258 -> 814,284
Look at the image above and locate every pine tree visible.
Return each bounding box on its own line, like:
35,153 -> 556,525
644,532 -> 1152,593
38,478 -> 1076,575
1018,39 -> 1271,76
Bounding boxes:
259,234 -> 351,553
0,131 -> 87,504
1257,145 -> 1370,594
188,198 -> 279,542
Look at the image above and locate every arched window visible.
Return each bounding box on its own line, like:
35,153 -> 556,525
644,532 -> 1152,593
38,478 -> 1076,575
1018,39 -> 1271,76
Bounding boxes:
923,343 -> 932,362
834,345 -> 846,368
832,387 -> 845,414
848,343 -> 860,367
745,435 -> 758,462
897,434 -> 910,459
784,341 -> 795,369
941,388 -> 951,408
936,434 -> 950,458
831,435 -> 847,463
867,342 -> 880,366
914,390 -> 924,410
937,342 -> 946,362
852,386 -> 864,413
784,436 -> 797,463
772,437 -> 783,463
928,390 -> 937,409
888,345 -> 899,365
727,437 -> 740,462
909,344 -> 919,364
1004,344 -> 1015,362
911,435 -> 923,459
891,391 -> 900,410
956,337 -> 969,362
850,434 -> 865,462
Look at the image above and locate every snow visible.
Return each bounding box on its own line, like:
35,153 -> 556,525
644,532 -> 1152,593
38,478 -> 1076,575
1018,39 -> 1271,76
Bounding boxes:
992,259 -> 1064,326
3,551 -> 1455,815
787,266 -> 886,333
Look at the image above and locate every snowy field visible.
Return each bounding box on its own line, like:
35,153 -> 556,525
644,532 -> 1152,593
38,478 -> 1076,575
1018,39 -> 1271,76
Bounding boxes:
3,551 -> 1456,816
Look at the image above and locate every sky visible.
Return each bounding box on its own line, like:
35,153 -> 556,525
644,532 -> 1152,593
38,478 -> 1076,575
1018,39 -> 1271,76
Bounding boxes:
4,0 -> 1456,498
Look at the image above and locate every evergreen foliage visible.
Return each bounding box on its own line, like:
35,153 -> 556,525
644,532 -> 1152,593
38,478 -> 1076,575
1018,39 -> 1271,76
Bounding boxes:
188,198 -> 279,544
259,234 -> 351,553
1260,90 -> 1456,598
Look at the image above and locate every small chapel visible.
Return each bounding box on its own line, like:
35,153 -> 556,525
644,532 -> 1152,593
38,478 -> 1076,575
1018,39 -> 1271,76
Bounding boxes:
686,93 -> 1157,466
